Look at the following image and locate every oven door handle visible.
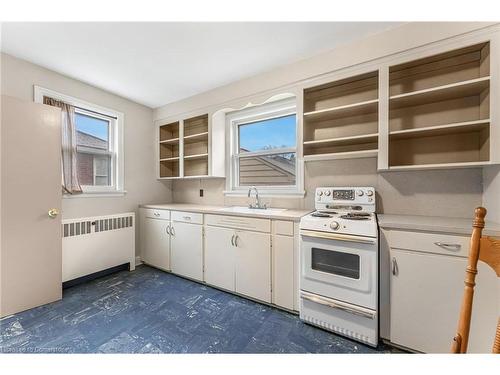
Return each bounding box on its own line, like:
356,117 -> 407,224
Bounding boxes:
300,291 -> 376,320
300,230 -> 376,244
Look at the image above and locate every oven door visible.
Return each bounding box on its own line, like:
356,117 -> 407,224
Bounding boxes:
300,230 -> 377,309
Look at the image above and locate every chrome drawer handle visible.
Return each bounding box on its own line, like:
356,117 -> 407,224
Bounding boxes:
231,234 -> 235,246
234,234 -> 239,247
182,216 -> 191,220
154,212 -> 160,217
300,291 -> 376,320
166,225 -> 171,235
434,242 -> 461,250
392,257 -> 398,276
170,226 -> 175,236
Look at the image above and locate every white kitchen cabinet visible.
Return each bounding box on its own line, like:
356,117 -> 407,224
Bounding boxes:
234,230 -> 271,303
170,221 -> 203,281
272,234 -> 295,310
386,232 -> 498,353
204,225 -> 235,291
142,216 -> 171,271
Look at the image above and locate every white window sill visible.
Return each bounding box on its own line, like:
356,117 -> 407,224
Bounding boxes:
63,190 -> 127,199
223,190 -> 305,198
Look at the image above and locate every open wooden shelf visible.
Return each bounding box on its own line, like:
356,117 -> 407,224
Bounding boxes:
389,119 -> 490,140
159,156 -> 179,162
184,114 -> 208,137
304,149 -> 379,162
303,99 -> 378,122
158,113 -> 213,179
386,41 -> 492,170
304,133 -> 378,147
159,159 -> 180,178
184,157 -> 208,177
184,131 -> 208,142
389,76 -> 490,109
159,143 -> 179,159
390,42 -> 489,96
159,138 -> 179,144
386,161 -> 492,171
184,153 -> 208,160
303,70 -> 379,160
159,121 -> 180,142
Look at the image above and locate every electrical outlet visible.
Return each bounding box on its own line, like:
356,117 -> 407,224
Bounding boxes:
199,189 -> 204,197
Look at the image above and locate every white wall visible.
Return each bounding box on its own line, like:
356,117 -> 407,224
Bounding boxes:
157,22 -> 496,219
1,53 -> 173,254
483,166 -> 500,223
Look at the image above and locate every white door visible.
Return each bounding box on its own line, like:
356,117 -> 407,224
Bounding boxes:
234,230 -> 271,303
1,96 -> 62,317
272,234 -> 294,310
170,221 -> 203,281
204,226 -> 235,291
142,218 -> 170,271
390,249 -> 498,353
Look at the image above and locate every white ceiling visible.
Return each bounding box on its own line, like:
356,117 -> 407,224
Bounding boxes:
1,22 -> 402,108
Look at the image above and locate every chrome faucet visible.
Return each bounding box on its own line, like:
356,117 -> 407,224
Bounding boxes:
248,186 -> 266,209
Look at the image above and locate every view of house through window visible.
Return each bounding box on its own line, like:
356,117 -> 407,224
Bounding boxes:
75,112 -> 112,186
235,112 -> 297,188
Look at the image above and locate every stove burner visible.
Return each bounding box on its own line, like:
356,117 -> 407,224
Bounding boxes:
311,211 -> 333,218
340,212 -> 371,220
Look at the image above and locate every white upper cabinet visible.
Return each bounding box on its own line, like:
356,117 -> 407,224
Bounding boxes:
300,28 -> 500,171
157,113 -> 225,179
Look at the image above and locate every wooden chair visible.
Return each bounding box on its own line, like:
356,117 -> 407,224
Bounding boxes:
451,207 -> 500,353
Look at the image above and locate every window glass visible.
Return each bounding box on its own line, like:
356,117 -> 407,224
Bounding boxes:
238,114 -> 296,153
238,153 -> 296,186
75,112 -> 111,186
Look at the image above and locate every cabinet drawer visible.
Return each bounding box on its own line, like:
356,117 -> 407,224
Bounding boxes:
272,220 -> 294,236
142,208 -> 170,220
205,214 -> 270,233
387,229 -> 470,257
171,211 -> 203,224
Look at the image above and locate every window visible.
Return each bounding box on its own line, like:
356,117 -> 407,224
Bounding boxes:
75,111 -> 112,187
34,86 -> 124,197
226,97 -> 303,196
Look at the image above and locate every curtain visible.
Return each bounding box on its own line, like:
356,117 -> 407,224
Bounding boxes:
43,97 -> 82,194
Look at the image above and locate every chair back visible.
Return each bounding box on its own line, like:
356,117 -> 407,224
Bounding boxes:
451,207 -> 500,353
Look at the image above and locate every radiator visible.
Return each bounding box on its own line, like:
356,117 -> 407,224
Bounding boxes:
62,212 -> 136,282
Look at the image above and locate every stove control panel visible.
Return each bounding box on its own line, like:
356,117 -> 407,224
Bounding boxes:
315,187 -> 376,208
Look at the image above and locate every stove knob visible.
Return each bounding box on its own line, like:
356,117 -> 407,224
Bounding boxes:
357,190 -> 364,196
330,221 -> 340,230
366,190 -> 374,197
317,190 -> 323,196
325,190 -> 331,196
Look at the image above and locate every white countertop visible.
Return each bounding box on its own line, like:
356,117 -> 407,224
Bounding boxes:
378,214 -> 500,237
140,203 -> 312,222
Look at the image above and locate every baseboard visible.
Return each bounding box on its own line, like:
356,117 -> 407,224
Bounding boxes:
135,256 -> 143,266
63,263 -> 130,289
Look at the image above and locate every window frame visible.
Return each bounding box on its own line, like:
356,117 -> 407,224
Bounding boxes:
225,97 -> 304,197
34,85 -> 125,198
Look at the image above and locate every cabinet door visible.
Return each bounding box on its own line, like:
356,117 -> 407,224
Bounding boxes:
204,226 -> 235,291
142,218 -> 170,271
170,221 -> 203,281
272,234 -> 295,310
390,249 -> 498,353
234,230 -> 271,303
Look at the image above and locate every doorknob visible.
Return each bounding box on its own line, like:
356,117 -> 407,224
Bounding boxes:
48,208 -> 59,218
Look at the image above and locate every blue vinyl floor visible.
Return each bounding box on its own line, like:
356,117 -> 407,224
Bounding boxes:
1,265 -> 396,353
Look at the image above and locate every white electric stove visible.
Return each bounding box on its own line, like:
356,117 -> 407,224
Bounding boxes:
299,187 -> 379,347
